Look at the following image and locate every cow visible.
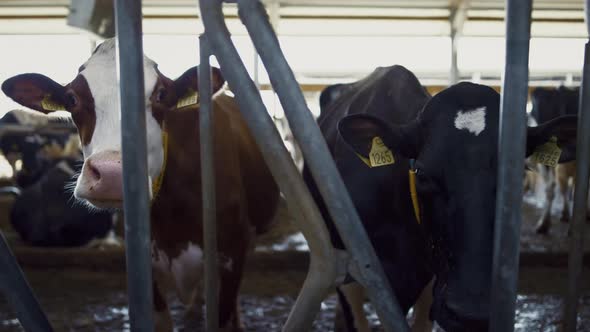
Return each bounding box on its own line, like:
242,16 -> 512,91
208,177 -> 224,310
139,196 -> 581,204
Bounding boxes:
529,86 -> 582,234
9,158 -> 114,247
305,65 -> 577,331
2,38 -> 280,331
0,109 -> 78,187
304,66 -> 434,331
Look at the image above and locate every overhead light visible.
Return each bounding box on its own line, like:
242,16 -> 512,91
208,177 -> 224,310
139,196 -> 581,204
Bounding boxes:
67,0 -> 115,38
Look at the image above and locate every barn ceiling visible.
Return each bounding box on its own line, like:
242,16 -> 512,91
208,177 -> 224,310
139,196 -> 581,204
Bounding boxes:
0,0 -> 585,37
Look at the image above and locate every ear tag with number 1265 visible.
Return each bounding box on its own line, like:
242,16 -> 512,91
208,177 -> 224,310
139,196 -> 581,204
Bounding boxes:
368,136 -> 395,167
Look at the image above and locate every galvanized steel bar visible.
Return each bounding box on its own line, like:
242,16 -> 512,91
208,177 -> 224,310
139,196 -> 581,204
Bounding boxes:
114,1 -> 154,331
563,25 -> 590,332
489,1 -> 532,331
236,1 -> 408,331
199,34 -> 219,332
199,1 -> 340,331
0,232 -> 53,332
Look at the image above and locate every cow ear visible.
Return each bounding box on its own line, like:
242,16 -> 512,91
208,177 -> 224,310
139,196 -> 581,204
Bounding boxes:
2,73 -> 66,114
338,114 -> 419,160
526,115 -> 578,162
173,66 -> 225,99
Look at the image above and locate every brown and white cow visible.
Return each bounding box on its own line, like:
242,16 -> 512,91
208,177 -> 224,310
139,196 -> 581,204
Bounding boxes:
2,38 -> 280,331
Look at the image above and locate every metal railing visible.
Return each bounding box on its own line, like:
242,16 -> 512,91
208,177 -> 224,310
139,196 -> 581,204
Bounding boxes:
114,1 -> 154,331
199,0 -> 410,331
0,0 -> 588,331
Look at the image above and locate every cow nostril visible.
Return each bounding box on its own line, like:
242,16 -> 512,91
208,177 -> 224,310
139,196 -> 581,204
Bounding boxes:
88,162 -> 101,181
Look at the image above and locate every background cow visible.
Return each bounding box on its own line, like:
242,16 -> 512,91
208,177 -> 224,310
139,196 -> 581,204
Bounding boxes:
0,109 -> 78,187
9,158 -> 115,247
2,38 -> 280,332
529,86 -> 583,234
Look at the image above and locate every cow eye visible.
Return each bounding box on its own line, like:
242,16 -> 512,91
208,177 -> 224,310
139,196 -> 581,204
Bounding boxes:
156,88 -> 166,103
65,91 -> 78,107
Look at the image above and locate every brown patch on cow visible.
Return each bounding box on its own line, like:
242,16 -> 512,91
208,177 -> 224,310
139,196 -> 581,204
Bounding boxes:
149,93 -> 279,329
66,75 -> 96,146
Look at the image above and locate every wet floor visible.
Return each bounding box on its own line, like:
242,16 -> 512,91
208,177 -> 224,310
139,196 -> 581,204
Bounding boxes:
0,191 -> 589,331
0,265 -> 589,331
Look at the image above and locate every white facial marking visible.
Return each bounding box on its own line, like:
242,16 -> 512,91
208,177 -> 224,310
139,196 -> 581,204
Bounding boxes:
454,106 -> 487,136
77,38 -> 164,197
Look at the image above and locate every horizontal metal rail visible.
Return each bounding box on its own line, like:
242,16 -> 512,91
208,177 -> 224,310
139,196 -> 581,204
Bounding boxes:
0,124 -> 77,137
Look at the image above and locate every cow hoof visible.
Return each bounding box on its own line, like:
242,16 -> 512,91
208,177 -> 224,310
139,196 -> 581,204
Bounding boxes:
154,310 -> 174,332
535,221 -> 550,234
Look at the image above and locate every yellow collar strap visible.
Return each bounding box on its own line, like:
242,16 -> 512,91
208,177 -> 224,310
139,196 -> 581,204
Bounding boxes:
152,128 -> 169,200
409,160 -> 421,224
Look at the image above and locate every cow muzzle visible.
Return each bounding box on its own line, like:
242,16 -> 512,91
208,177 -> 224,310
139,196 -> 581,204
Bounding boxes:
75,150 -> 123,209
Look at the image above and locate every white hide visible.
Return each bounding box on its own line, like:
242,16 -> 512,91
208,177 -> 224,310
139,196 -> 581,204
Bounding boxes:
77,38 -> 164,195
454,106 -> 487,136
152,242 -> 204,306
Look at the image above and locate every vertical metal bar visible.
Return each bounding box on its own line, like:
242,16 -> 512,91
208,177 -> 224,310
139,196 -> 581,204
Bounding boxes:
450,30 -> 459,85
114,1 -> 154,331
563,44 -> 590,332
489,1 -> 532,331
0,232 -> 53,332
199,34 -> 219,332
235,1 -> 408,331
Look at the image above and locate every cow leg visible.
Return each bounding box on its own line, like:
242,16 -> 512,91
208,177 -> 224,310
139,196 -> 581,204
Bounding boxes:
153,281 -> 173,332
557,165 -> 571,223
536,167 -> 555,234
218,256 -> 246,332
411,278 -> 434,332
334,283 -> 370,332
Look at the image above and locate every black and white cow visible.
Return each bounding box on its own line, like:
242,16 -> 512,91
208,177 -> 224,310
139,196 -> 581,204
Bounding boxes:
306,65 -> 577,331
9,158 -> 114,247
529,86 -> 582,233
0,109 -> 78,187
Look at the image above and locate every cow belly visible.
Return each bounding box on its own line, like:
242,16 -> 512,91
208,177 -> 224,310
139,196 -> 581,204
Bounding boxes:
152,242 -> 204,305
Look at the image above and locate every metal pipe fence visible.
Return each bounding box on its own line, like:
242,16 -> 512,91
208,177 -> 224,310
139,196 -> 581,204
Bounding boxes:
199,34 -> 220,332
114,1 -> 154,330
490,1 -> 532,331
563,1 -> 590,329
0,231 -> 53,332
234,1 -> 410,331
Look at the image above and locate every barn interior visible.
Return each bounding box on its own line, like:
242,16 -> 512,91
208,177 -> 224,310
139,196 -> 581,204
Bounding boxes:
0,0 -> 589,331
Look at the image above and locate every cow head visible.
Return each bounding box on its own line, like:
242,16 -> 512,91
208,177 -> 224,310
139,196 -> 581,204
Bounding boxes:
2,38 -> 225,209
338,82 -> 577,331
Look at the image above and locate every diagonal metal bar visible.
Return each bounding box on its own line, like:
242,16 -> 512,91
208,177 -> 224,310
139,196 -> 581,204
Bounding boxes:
114,1 -> 154,331
198,1 -> 342,331
489,0 -> 532,331
0,231 -> 53,332
235,1 -> 409,331
199,34 -> 220,332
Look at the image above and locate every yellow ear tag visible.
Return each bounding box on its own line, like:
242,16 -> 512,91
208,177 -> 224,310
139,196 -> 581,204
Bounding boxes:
531,136 -> 562,168
368,136 -> 395,167
176,91 -> 199,109
41,95 -> 65,111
